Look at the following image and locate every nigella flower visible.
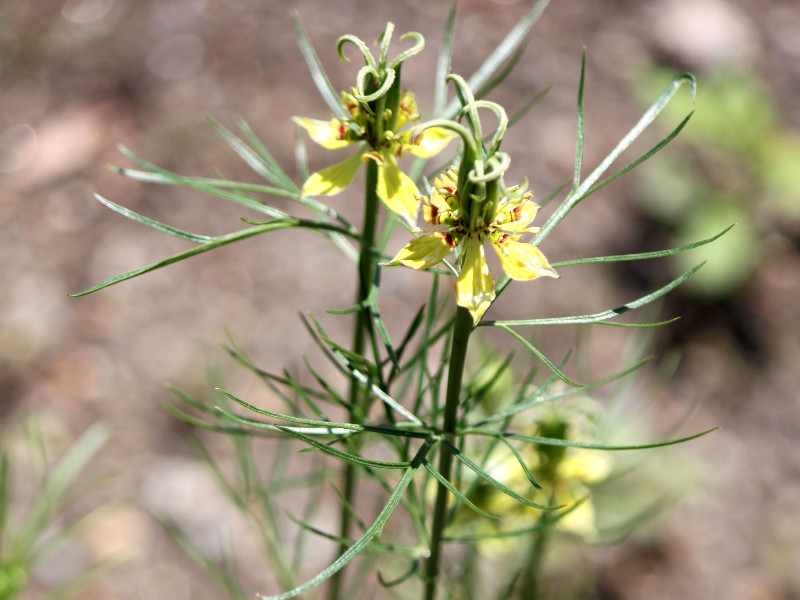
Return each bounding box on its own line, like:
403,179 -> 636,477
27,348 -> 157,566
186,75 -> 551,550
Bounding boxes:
294,24 -> 455,226
294,90 -> 454,225
386,169 -> 558,324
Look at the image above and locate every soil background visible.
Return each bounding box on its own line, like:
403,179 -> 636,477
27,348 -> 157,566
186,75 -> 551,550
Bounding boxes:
2,0 -> 800,599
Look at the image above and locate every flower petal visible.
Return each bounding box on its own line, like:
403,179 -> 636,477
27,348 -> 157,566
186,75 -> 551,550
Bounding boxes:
407,127 -> 457,159
556,483 -> 598,539
376,158 -> 420,226
497,199 -> 540,232
492,239 -> 558,281
292,117 -> 354,150
456,237 -> 495,324
301,150 -> 364,197
384,235 -> 451,269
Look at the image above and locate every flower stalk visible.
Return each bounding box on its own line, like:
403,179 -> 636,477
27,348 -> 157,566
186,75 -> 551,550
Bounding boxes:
424,305 -> 474,600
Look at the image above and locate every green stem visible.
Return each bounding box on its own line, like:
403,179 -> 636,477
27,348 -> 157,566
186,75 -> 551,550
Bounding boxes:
424,306 -> 474,600
328,158 -> 381,600
519,491 -> 555,599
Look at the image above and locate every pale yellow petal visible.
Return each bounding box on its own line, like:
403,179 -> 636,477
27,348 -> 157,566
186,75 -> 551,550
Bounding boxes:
301,151 -> 364,197
384,235 -> 451,270
492,239 -> 558,281
407,127 -> 457,159
456,237 -> 495,324
292,117 -> 354,150
558,450 -> 612,484
376,159 -> 420,226
557,484 -> 597,539
497,199 -> 540,232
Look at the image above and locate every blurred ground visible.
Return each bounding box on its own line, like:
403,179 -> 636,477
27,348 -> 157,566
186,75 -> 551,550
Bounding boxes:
2,0 -> 800,599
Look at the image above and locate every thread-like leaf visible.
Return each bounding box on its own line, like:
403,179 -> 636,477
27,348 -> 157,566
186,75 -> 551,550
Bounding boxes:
93,194 -> 213,243
71,218 -> 357,296
487,262 -> 704,328
116,146 -> 291,216
551,226 -> 734,268
433,0 -> 458,117
445,0 -> 551,117
573,50 -> 587,192
469,427 -> 718,450
259,443 -> 430,600
492,324 -> 582,387
292,14 -> 351,122
444,440 -> 557,511
424,459 -> 499,519
473,357 -> 651,427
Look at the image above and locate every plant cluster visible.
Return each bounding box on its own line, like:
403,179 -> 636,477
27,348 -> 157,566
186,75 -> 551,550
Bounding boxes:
70,2 -> 724,598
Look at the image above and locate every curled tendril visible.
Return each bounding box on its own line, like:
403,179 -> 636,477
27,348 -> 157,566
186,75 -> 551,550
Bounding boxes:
447,74 -> 482,148
337,24 -> 424,105
356,66 -> 396,103
473,100 -> 509,156
500,176 -> 530,200
412,119 -> 478,160
388,32 -> 426,69
378,22 -> 395,67
336,34 -> 377,72
468,152 -> 510,184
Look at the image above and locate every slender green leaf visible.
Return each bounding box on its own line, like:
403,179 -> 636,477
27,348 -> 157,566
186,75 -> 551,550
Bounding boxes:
217,389 -> 365,432
470,427 -> 718,450
492,324 -> 581,387
434,0 -> 458,117
444,440 -> 557,510
535,72 -> 696,245
116,146 -> 291,216
475,41 -> 528,100
93,194 -> 213,243
286,512 -> 425,557
309,317 -> 424,426
445,0 -> 551,117
377,559 -> 421,588
445,497 -> 587,542
113,165 -> 298,205
235,117 -> 299,192
206,118 -> 296,192
291,14 -> 351,122
488,262 -> 704,328
159,516 -> 250,600
423,459 -> 499,519
498,437 -> 542,490
275,426 -> 412,470
14,424 -> 110,560
573,50 -> 587,192
507,86 -> 551,128
0,455 -> 9,543
259,443 -> 429,600
71,218 -> 357,296
474,357 -> 651,427
551,226 -> 734,268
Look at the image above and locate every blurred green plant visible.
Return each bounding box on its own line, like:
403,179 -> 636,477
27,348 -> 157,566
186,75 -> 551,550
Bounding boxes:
0,420 -> 115,600
70,1 -> 728,598
635,67 -> 800,299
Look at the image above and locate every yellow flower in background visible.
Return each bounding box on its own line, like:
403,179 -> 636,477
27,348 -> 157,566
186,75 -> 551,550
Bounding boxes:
551,449 -> 612,538
294,90 -> 455,226
477,442 -> 612,546
386,169 -> 558,323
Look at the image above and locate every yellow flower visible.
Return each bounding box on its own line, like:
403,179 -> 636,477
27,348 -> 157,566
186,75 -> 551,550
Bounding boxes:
386,170 -> 558,323
294,91 -> 455,226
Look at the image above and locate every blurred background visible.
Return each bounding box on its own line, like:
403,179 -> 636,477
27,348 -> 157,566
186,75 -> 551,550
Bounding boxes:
1,0 -> 799,598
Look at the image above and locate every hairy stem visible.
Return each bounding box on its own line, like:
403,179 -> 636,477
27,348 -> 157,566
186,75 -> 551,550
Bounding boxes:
424,306 -> 474,600
328,158 -> 380,600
